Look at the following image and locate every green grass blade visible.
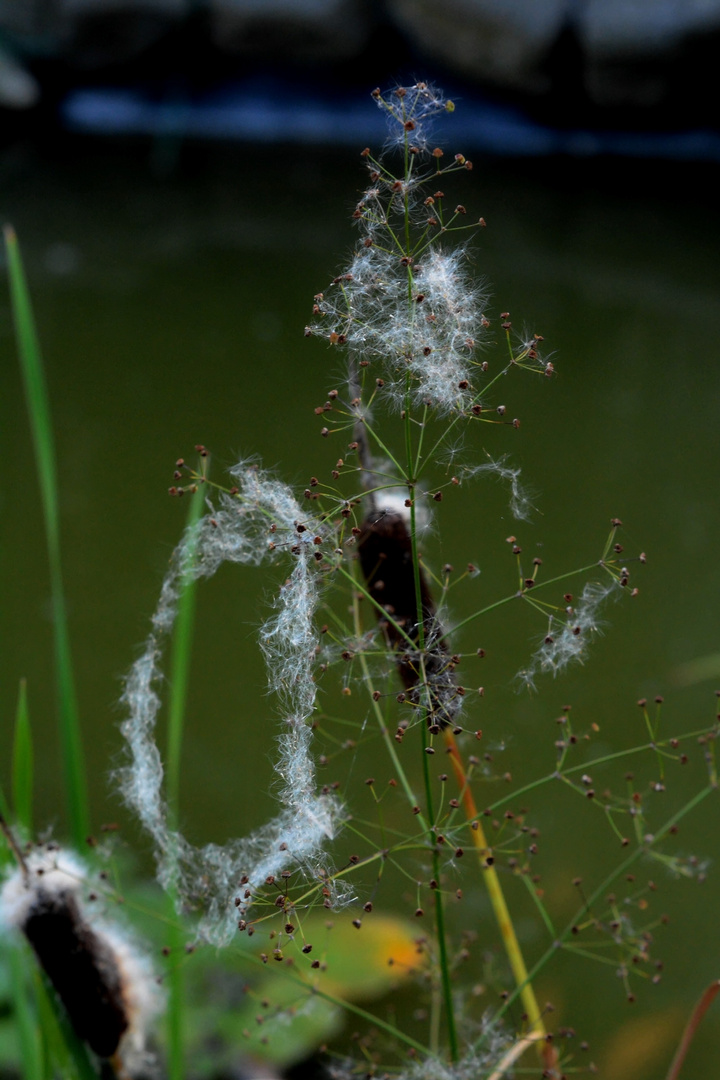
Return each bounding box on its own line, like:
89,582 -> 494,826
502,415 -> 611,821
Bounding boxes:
3,225 -> 89,845
165,476 -> 206,1080
166,480 -> 206,826
9,944 -> 43,1080
12,679 -> 33,833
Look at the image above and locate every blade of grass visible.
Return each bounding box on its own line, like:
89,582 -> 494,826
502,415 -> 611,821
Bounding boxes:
9,943 -> 43,1080
166,472 -> 206,1080
12,678 -> 33,833
166,477 -> 206,824
3,225 -> 89,846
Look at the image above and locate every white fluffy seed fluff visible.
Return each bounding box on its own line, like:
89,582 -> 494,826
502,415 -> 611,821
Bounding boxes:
517,580 -> 621,690
0,847 -> 162,1075
0,847 -> 88,931
313,245 -> 487,415
307,85 -> 490,417
370,486 -> 430,533
118,462 -> 343,945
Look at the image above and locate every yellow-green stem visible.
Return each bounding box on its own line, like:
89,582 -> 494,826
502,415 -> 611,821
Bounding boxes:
443,730 -> 558,1074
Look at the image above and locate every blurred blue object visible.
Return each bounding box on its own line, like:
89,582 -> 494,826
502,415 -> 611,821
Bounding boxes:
61,77 -> 720,161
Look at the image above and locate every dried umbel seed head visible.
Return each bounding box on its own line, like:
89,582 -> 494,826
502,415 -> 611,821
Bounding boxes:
0,847 -> 162,1073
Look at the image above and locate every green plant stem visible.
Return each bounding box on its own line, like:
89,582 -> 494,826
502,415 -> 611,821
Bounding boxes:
4,224 -> 89,845
12,679 -> 33,833
165,903 -> 185,1080
448,561 -> 601,637
486,727 -> 715,816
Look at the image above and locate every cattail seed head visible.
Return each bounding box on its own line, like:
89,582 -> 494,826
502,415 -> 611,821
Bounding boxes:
1,847 -> 162,1072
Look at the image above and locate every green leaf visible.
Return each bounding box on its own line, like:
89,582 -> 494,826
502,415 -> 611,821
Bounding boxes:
3,225 -> 89,845
236,912 -> 427,1002
178,913 -> 425,1073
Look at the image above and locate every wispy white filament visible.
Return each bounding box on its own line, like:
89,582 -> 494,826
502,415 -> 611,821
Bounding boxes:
119,463 -> 341,944
307,83 -> 489,415
464,455 -> 533,521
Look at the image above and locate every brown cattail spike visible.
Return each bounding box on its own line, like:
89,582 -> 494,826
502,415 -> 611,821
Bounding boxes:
357,503 -> 459,728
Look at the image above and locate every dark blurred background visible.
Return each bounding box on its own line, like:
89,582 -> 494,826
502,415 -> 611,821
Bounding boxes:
3,0 -> 720,151
1,4 -> 720,1079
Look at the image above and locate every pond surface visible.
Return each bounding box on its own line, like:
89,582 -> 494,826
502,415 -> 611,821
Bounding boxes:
1,133 -> 719,1077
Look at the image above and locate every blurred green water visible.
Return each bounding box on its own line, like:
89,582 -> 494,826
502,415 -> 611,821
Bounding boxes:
1,137 -> 719,1076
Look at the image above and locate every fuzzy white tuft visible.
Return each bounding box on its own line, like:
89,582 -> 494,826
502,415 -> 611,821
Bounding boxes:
329,1015 -> 512,1080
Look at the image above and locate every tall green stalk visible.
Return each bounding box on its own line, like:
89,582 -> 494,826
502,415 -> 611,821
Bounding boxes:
4,225 -> 89,846
165,477 -> 205,1080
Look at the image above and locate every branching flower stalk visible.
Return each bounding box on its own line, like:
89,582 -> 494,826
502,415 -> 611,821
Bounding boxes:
109,82 -> 696,1079
307,84 -> 559,1070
